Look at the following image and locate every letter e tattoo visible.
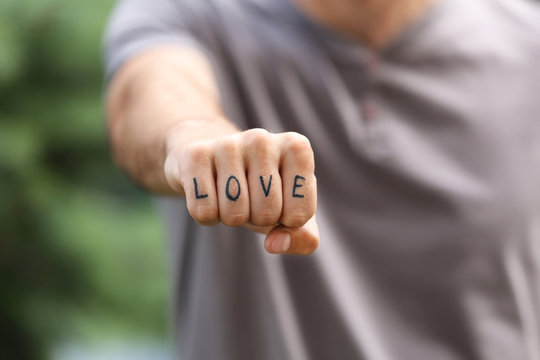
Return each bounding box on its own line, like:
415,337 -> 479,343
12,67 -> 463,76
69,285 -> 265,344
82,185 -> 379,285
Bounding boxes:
292,175 -> 305,198
193,177 -> 208,199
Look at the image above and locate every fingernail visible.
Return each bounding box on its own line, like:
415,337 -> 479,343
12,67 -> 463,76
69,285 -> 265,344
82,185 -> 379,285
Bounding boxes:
272,232 -> 291,254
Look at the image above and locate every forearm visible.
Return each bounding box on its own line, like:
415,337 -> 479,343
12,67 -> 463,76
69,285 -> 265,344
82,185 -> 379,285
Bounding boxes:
106,45 -> 238,195
106,46 -> 319,254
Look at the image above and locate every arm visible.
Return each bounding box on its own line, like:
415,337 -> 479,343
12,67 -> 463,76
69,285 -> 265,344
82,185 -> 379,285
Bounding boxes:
106,45 -> 319,254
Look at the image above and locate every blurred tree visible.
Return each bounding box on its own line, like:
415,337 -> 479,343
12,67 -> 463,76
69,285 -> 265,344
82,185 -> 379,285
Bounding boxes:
0,1 -> 167,359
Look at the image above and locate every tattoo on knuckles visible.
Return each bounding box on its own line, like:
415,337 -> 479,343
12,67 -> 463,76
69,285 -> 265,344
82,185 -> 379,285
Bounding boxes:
193,177 -> 208,199
292,175 -> 305,198
225,175 -> 241,201
259,175 -> 272,197
192,174 -> 306,201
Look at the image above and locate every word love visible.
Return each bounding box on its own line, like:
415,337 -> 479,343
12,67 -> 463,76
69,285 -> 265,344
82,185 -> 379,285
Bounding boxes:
193,175 -> 306,201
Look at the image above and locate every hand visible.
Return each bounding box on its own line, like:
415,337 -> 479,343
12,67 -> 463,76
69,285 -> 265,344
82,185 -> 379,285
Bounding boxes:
164,128 -> 319,255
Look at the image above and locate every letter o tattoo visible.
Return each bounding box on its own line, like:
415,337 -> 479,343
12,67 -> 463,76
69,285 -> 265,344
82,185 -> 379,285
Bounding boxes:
225,175 -> 241,201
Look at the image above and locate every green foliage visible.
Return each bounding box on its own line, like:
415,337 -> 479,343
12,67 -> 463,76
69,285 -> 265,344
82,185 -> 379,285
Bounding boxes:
0,1 -> 167,359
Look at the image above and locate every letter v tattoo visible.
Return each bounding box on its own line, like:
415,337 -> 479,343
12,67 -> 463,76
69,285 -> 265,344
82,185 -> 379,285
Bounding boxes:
259,175 -> 272,197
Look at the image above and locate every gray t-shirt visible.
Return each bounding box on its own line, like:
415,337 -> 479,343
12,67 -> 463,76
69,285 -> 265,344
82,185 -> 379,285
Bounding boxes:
104,0 -> 540,359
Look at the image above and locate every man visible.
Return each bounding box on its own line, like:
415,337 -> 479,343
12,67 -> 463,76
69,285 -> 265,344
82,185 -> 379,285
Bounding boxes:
104,0 -> 540,359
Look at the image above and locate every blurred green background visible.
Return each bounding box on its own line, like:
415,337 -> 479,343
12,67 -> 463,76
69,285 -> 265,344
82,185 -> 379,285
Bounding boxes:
4,0 -> 539,359
0,0 -> 169,359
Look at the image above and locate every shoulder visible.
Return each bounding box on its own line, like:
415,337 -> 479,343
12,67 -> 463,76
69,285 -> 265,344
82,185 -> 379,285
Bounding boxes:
476,0 -> 540,50
484,0 -> 540,67
186,0 -> 320,72
425,0 -> 540,66
490,0 -> 540,31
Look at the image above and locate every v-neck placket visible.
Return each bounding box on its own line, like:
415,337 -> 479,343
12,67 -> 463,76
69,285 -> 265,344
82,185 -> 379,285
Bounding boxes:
283,0 -> 450,160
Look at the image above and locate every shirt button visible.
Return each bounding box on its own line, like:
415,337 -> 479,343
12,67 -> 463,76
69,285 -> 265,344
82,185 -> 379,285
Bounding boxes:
365,54 -> 380,72
361,98 -> 378,121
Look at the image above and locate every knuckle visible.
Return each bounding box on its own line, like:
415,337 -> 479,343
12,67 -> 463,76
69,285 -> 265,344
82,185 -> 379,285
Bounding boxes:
283,133 -> 314,165
244,129 -> 273,155
189,204 -> 218,225
245,128 -> 270,142
215,136 -> 239,155
183,142 -> 212,165
284,132 -> 312,152
289,140 -> 312,158
251,210 -> 280,226
221,211 -> 249,226
282,211 -> 310,228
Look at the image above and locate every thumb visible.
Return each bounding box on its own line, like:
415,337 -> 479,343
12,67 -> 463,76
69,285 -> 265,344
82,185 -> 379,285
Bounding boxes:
264,216 -> 319,255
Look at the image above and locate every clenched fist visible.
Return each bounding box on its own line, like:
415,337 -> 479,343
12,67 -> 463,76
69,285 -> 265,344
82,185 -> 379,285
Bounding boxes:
164,128 -> 318,255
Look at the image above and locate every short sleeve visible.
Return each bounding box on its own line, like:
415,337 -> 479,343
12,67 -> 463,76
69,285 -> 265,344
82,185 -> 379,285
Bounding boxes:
103,0 -> 205,82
